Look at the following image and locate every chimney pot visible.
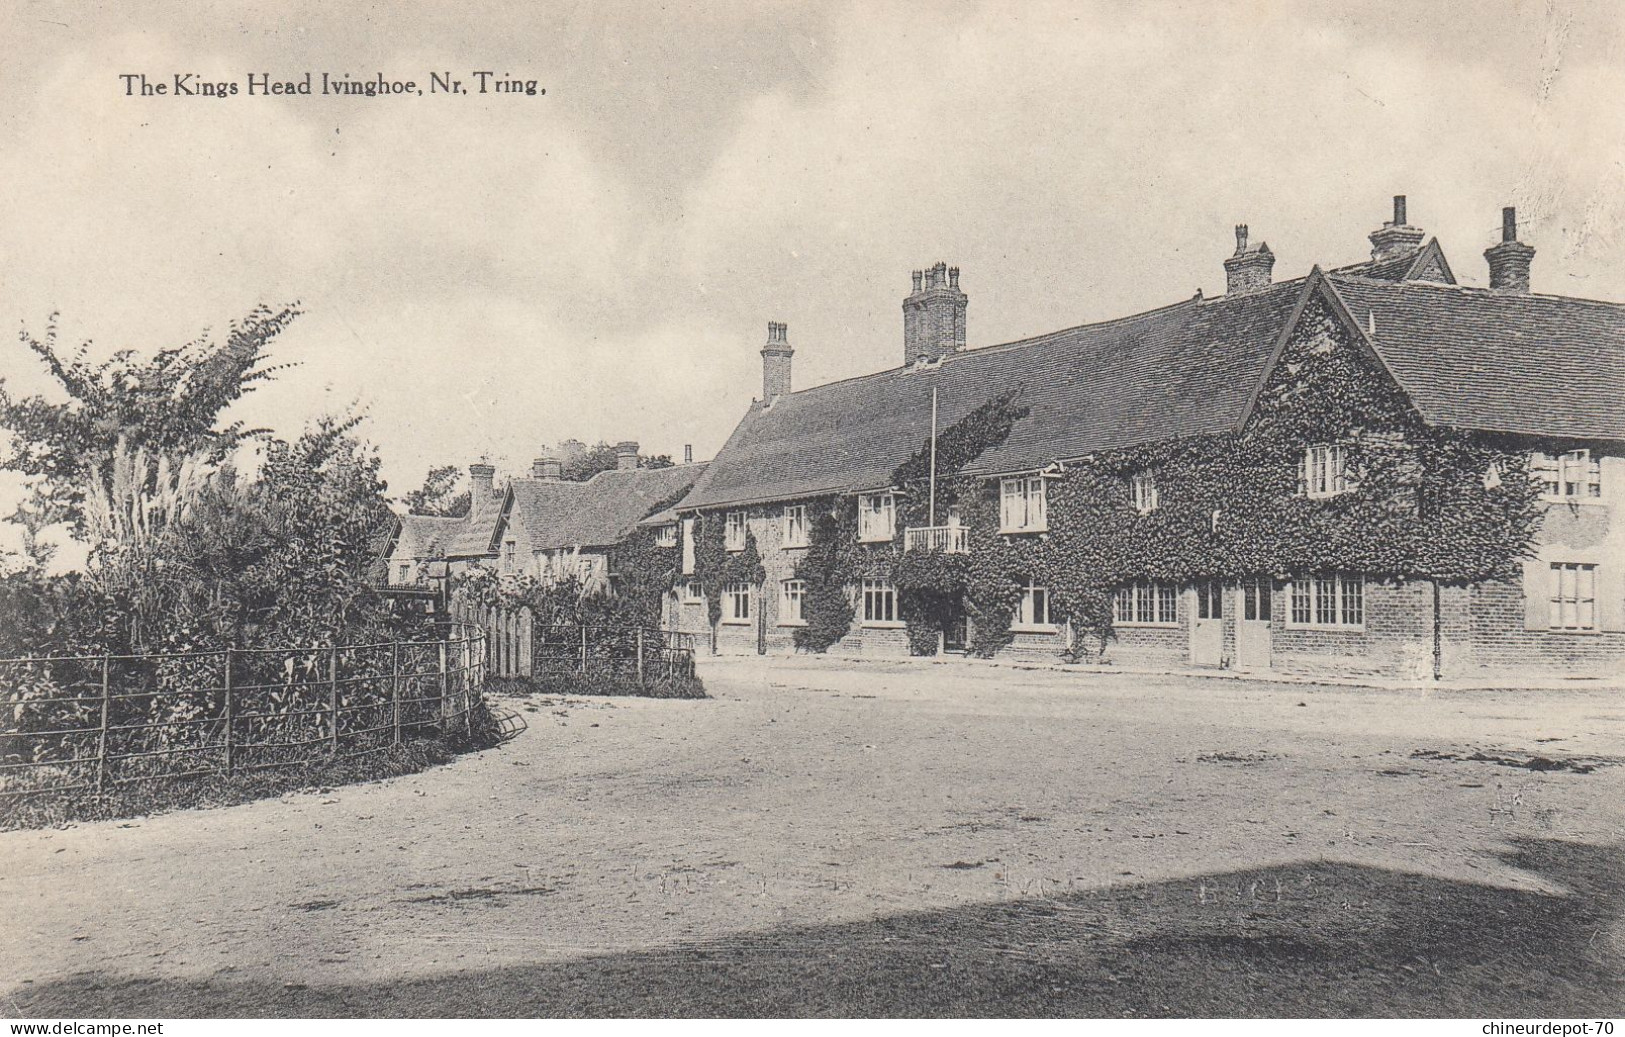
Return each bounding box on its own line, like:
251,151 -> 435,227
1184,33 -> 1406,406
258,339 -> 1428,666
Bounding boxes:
1393,195 -> 1407,226
1502,206 -> 1517,243
1234,224 -> 1249,254
1369,195 -> 1425,261
901,260 -> 968,365
1484,205 -> 1535,292
683,444 -> 693,465
1223,225 -> 1273,294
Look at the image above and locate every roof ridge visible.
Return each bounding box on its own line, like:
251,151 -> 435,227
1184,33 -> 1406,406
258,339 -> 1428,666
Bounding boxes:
1330,272 -> 1625,309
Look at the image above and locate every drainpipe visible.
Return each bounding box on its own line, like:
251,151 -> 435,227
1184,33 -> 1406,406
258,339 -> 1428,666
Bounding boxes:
1432,579 -> 1442,681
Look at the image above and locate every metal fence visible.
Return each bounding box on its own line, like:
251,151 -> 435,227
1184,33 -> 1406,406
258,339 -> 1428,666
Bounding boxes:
0,625 -> 487,803
530,624 -> 698,684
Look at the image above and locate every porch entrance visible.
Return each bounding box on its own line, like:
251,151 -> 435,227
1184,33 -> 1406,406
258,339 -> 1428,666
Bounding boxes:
942,600 -> 970,654
1235,578 -> 1273,671
1189,581 -> 1224,667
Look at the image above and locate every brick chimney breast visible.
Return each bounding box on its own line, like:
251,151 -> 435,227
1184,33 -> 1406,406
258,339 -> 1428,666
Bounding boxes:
468,461 -> 496,519
760,321 -> 793,403
1368,194 -> 1426,262
1484,206 -> 1535,293
1223,223 -> 1275,294
615,441 -> 639,471
902,261 -> 968,366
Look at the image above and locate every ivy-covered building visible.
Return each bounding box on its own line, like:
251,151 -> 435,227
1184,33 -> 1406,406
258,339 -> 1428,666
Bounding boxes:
665,198 -> 1625,680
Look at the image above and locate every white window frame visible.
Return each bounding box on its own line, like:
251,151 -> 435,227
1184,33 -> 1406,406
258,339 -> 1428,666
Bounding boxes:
1112,581 -> 1178,627
722,581 -> 752,624
1287,573 -> 1365,629
502,538 -> 518,571
861,578 -> 900,627
1548,562 -> 1597,632
857,492 -> 896,542
1131,471 -> 1159,515
1015,578 -> 1052,630
999,475 -> 1048,533
654,524 -> 678,548
779,579 -> 807,626
724,510 -> 748,552
1300,444 -> 1349,499
396,562 -> 412,585
782,504 -> 810,548
682,579 -> 705,603
1532,450 -> 1602,502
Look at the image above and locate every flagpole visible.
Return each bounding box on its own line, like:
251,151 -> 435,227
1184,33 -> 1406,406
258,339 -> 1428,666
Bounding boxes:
929,387 -> 938,528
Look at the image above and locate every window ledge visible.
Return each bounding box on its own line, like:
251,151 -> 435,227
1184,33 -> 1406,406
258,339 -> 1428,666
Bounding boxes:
720,618 -> 752,626
862,620 -> 907,630
778,620 -> 808,628
1543,627 -> 1601,636
782,541 -> 810,550
1284,624 -> 1366,632
725,546 -> 745,553
1116,621 -> 1179,629
1009,623 -> 1059,635
856,534 -> 894,544
999,525 -> 1049,536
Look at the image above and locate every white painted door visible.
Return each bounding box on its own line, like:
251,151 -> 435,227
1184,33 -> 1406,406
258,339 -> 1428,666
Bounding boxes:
1235,578 -> 1273,670
1189,581 -> 1224,667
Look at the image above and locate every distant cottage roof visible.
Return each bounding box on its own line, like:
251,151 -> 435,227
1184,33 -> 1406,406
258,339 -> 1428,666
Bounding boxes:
504,463 -> 708,553
679,250 -> 1625,512
446,489 -> 506,558
396,514 -> 464,556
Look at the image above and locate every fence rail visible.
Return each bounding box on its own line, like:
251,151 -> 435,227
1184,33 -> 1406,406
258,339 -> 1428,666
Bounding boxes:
0,625 -> 488,804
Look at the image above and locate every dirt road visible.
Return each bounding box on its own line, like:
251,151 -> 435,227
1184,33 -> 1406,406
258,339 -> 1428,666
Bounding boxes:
5,659 -> 1623,1016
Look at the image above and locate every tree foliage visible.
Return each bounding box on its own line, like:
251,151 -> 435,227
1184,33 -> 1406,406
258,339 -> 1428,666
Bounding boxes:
404,464 -> 471,517
561,443 -> 674,482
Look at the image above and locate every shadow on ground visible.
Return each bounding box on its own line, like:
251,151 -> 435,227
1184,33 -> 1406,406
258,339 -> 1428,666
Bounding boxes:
15,838 -> 1622,1018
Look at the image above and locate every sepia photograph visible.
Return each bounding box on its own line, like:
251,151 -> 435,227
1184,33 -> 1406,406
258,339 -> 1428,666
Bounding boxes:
0,0 -> 1621,1026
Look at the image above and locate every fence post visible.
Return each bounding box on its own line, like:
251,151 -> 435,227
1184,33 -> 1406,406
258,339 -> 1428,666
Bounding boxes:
391,640 -> 402,747
223,648 -> 235,776
438,639 -> 449,736
636,628 -> 645,685
329,645 -> 340,755
580,624 -> 588,674
95,655 -> 111,793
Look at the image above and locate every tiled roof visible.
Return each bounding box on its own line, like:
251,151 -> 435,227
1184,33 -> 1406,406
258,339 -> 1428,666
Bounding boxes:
513,464 -> 707,551
446,490 -> 505,558
680,279 -> 1307,509
1328,275 -> 1625,440
1329,238 -> 1454,284
396,514 -> 463,557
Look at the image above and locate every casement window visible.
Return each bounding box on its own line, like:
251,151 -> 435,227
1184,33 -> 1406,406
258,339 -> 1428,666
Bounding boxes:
1300,444 -> 1349,499
1195,581 -> 1224,620
1131,471 -> 1159,515
724,510 -> 748,551
1000,475 -> 1047,533
654,524 -> 678,548
1532,450 -> 1602,501
1241,578 -> 1273,622
1113,581 -> 1178,626
780,579 -> 807,625
503,539 -> 517,571
682,579 -> 705,603
1016,578 -> 1052,628
861,578 -> 898,625
396,563 -> 412,585
723,581 -> 752,623
782,504 -> 810,548
1288,573 -> 1364,629
858,492 -> 896,542
1548,563 -> 1597,631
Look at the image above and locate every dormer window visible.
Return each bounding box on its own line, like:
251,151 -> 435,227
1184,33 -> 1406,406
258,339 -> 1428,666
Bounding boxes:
782,504 -> 810,548
724,510 -> 748,552
858,492 -> 895,542
1130,471 -> 1159,514
1301,445 -> 1349,499
1000,475 -> 1047,533
1532,450 -> 1601,501
655,524 -> 678,548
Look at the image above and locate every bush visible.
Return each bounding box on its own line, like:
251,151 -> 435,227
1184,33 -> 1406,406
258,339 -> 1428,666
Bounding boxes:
486,672 -> 707,700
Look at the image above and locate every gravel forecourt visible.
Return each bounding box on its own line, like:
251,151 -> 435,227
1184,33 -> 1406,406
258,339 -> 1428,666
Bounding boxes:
4,657 -> 1623,1017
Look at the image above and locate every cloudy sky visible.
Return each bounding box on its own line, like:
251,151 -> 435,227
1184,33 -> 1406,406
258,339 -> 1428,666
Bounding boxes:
1,0 -> 1622,518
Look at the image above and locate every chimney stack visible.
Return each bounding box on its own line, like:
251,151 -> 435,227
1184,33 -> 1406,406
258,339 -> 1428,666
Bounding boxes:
531,456 -> 562,481
1368,194 -> 1426,262
615,441 -> 639,471
1223,223 -> 1275,295
1484,206 -> 1535,293
760,321 -> 793,403
468,461 -> 496,517
902,261 -> 968,366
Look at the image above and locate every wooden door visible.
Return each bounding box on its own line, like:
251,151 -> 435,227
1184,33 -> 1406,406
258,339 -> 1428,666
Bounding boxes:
1235,578 -> 1273,670
1189,581 -> 1224,667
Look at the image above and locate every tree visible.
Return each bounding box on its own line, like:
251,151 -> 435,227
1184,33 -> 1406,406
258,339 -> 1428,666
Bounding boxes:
404,464 -> 471,517
561,443 -> 673,482
0,305 -> 301,534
